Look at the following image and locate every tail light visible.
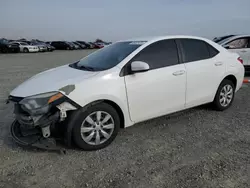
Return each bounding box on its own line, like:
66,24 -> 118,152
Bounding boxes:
237,57 -> 243,64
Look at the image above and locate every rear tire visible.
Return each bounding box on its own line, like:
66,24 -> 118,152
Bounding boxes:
72,102 -> 120,150
212,79 -> 235,111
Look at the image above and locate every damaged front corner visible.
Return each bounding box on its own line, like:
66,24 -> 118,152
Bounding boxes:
59,84 -> 75,95
57,102 -> 77,121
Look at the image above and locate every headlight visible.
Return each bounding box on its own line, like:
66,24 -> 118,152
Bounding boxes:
19,92 -> 64,115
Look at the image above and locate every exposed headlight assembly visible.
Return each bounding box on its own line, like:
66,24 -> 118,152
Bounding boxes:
19,92 -> 64,115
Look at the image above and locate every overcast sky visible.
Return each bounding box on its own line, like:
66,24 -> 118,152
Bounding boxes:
1,0 -> 250,41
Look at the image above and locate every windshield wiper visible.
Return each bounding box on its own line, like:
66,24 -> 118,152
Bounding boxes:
78,65 -> 96,71
69,62 -> 97,71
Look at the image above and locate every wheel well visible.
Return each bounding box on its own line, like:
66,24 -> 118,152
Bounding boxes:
85,100 -> 125,128
102,100 -> 125,128
223,75 -> 237,88
65,99 -> 125,147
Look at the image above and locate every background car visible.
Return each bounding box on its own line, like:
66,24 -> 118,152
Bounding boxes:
76,41 -> 93,49
87,42 -> 98,49
217,35 -> 250,73
88,42 -> 96,49
44,43 -> 55,52
0,39 -> 19,53
66,41 -> 80,50
94,42 -> 104,48
213,35 -> 236,43
26,41 -> 47,52
50,41 -> 74,50
10,41 -> 39,53
72,41 -> 86,49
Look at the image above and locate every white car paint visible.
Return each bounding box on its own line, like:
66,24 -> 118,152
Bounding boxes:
218,35 -> 250,66
10,35 -> 244,128
11,42 -> 39,53
125,62 -> 186,122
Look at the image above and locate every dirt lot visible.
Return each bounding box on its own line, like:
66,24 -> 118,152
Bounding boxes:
0,51 -> 250,188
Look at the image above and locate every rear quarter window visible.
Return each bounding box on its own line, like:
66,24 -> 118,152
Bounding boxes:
207,43 -> 219,57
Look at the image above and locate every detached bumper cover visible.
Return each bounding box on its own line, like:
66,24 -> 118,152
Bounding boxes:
11,120 -> 59,150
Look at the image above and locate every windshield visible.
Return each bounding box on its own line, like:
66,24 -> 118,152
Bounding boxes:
20,42 -> 28,45
0,39 -> 9,44
214,35 -> 234,44
32,42 -> 42,45
217,36 -> 236,45
70,41 -> 145,71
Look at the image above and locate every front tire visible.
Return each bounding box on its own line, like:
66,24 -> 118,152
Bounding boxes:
23,48 -> 29,53
72,103 -> 120,150
1,47 -> 8,53
213,79 -> 235,111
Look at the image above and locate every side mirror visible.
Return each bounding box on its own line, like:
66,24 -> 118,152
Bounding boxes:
131,61 -> 150,73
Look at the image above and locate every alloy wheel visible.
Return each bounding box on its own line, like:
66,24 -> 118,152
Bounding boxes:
80,111 -> 115,145
219,84 -> 233,107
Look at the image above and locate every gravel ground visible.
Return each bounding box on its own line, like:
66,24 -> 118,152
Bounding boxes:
1,51 -> 250,188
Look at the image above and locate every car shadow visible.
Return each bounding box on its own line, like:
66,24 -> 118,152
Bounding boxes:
2,103 -> 216,153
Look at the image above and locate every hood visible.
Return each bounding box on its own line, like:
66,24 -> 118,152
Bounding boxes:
10,65 -> 99,97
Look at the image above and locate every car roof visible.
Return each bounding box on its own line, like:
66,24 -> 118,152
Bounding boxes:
118,35 -> 212,43
220,34 -> 250,42
117,35 -> 228,53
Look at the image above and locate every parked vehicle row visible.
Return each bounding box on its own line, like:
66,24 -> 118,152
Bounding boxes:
0,38 -> 111,53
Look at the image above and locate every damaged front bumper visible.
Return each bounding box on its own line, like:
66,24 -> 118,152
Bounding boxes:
11,120 -> 59,150
8,95 -> 79,151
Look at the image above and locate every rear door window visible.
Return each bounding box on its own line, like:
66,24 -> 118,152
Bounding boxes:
207,43 -> 219,57
179,39 -> 210,63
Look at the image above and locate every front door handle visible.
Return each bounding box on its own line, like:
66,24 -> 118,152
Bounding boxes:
173,70 -> 185,76
215,62 -> 223,66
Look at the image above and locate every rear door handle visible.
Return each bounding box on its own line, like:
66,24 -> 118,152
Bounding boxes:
240,50 -> 247,53
173,70 -> 185,76
215,62 -> 223,66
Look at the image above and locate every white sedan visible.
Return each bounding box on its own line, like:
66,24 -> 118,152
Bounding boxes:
8,35 -> 244,151
10,42 -> 39,53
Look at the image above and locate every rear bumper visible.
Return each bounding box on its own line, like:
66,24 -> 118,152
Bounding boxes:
29,49 -> 39,52
235,65 -> 245,92
38,48 -> 47,52
47,47 -> 55,51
